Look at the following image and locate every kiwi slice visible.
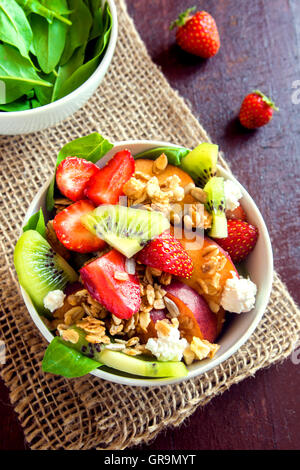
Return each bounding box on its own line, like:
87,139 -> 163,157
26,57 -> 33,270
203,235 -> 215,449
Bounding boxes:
61,326 -> 188,378
204,177 -> 228,238
82,205 -> 170,258
14,230 -> 78,315
181,143 -> 218,187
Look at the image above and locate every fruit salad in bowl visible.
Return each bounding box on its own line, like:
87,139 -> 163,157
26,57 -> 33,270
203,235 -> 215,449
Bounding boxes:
14,133 -> 273,386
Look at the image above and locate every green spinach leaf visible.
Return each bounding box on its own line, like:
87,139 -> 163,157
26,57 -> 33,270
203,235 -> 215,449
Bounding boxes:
0,95 -> 31,111
52,44 -> 86,101
56,2 -> 112,99
0,89 -> 41,111
60,0 -> 92,66
30,96 -> 41,108
0,0 -> 33,61
0,1 -> 113,111
46,132 -> 113,211
2,83 -> 34,105
30,13 -> 69,74
42,336 -> 101,378
56,131 -> 114,166
87,0 -> 103,41
0,44 -> 52,104
40,0 -> 71,16
22,208 -> 46,237
34,71 -> 56,106
16,0 -> 72,25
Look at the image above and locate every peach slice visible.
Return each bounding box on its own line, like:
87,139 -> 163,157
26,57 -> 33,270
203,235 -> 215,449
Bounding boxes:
140,282 -> 220,344
165,282 -> 218,343
170,226 -> 238,312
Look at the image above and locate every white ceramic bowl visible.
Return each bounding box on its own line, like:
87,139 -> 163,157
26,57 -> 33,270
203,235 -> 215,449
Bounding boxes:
0,0 -> 118,135
20,140 -> 273,386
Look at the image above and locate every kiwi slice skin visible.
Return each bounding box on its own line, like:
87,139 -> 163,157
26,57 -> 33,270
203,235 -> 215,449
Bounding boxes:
204,177 -> 228,238
14,230 -> 78,315
82,205 -> 170,258
180,143 -> 218,187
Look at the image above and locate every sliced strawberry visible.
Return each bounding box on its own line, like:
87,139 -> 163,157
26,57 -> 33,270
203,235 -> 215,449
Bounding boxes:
80,249 -> 141,319
56,157 -> 100,202
226,204 -> 247,221
84,149 -> 135,205
214,220 -> 258,263
53,200 -> 106,253
136,231 -> 193,279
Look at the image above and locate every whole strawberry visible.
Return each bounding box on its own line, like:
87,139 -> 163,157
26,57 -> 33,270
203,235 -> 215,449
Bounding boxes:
239,90 -> 279,129
170,7 -> 220,58
214,220 -> 258,263
136,232 -> 193,279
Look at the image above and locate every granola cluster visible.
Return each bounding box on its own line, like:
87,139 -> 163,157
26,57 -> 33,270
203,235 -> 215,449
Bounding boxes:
196,244 -> 228,313
45,287 -> 149,356
184,337 -> 220,365
124,173 -> 185,210
123,155 -> 212,231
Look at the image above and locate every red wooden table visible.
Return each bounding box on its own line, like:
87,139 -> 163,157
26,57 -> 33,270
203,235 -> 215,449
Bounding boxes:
1,0 -> 300,450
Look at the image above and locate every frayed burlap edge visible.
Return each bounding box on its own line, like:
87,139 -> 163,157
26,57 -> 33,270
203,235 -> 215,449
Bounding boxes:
0,0 -> 299,450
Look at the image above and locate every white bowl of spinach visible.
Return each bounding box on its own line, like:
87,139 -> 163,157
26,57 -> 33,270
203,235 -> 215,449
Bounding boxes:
0,0 -> 117,135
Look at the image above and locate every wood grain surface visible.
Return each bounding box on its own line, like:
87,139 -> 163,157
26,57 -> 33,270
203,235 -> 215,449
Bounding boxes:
1,0 -> 299,450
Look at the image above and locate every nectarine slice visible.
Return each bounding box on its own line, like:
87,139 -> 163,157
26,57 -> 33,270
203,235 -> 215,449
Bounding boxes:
170,226 -> 237,312
140,283 -> 220,344
166,293 -> 203,343
165,281 -> 218,343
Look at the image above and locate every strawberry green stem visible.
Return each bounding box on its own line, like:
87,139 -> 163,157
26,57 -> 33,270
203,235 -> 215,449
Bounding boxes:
170,6 -> 196,30
252,90 -> 279,111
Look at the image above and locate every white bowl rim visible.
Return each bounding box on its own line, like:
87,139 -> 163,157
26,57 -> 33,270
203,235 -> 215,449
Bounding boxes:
0,0 -> 118,119
20,139 -> 273,387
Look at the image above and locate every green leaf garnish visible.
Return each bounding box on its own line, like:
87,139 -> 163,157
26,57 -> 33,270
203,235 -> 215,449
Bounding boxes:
22,208 -> 46,238
42,337 -> 101,378
134,146 -> 190,166
56,132 -> 114,167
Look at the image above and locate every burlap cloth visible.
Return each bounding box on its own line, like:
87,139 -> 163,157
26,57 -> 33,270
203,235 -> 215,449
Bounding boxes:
0,0 -> 299,450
